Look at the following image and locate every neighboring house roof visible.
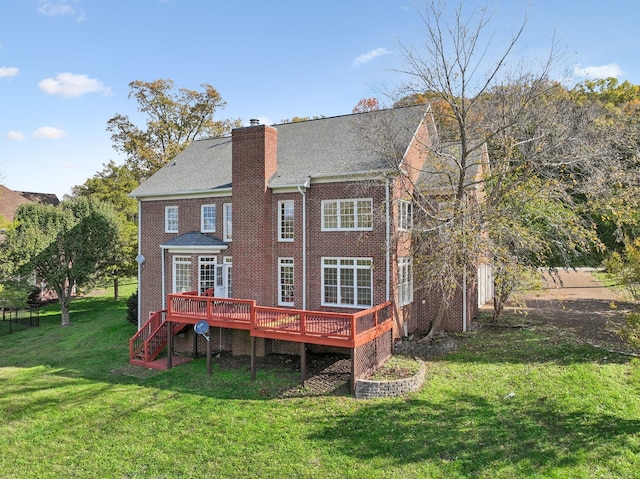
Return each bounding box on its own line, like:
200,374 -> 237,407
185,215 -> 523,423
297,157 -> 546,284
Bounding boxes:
130,105 -> 431,198
0,184 -> 60,223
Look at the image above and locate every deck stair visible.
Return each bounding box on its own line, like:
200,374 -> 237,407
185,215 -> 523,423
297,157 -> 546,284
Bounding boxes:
129,310 -> 188,368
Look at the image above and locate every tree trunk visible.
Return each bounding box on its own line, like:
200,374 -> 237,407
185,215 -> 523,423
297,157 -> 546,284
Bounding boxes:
492,295 -> 504,322
424,293 -> 452,341
59,296 -> 71,327
113,277 -> 119,301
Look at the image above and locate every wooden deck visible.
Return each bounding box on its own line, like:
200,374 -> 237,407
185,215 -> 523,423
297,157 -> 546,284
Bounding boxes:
129,293 -> 395,394
166,292 -> 393,348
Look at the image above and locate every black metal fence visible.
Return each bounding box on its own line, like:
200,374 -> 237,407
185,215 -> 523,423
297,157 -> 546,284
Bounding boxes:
0,305 -> 40,337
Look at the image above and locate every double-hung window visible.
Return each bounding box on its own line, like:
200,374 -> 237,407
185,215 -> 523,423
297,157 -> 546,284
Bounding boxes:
223,203 -> 232,242
172,256 -> 192,293
201,204 -> 216,233
398,200 -> 413,231
321,199 -> 373,231
322,257 -> 372,307
278,258 -> 294,306
278,200 -> 294,241
398,257 -> 414,306
165,206 -> 178,233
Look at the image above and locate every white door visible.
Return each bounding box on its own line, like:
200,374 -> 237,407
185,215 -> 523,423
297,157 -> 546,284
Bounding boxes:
214,264 -> 228,298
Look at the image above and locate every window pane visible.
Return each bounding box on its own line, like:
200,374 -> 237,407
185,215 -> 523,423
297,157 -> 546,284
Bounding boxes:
202,205 -> 216,232
323,201 -> 338,229
223,204 -> 232,241
279,201 -> 294,240
357,200 -> 372,228
279,258 -> 294,305
340,269 -> 354,305
339,201 -> 355,228
323,265 -> 338,303
199,257 -> 216,294
166,206 -> 178,232
173,256 -> 191,293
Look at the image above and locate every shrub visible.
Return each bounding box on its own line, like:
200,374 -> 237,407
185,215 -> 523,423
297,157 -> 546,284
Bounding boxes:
617,312 -> 640,350
126,290 -> 138,325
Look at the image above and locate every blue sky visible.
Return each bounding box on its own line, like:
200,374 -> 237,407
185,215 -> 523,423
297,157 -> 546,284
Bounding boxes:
1,0 -> 639,200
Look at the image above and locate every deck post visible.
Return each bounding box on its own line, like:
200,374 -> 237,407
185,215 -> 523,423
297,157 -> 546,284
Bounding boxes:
350,347 -> 356,395
207,326 -> 212,376
300,343 -> 307,384
193,327 -> 198,359
167,321 -> 173,370
250,336 -> 256,380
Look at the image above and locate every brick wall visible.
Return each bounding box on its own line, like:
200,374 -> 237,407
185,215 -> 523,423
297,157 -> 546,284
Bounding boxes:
138,195 -> 233,320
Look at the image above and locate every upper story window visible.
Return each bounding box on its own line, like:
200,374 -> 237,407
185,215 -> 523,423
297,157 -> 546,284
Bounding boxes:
321,199 -> 373,231
165,206 -> 178,233
223,203 -> 232,242
398,200 -> 413,231
201,204 -> 216,233
278,200 -> 294,242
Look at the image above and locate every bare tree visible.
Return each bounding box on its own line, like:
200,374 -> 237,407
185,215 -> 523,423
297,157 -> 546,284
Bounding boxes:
382,1 -> 604,337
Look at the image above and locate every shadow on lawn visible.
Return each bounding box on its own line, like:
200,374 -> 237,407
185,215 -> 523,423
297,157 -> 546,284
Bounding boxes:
311,392 -> 640,476
445,324 -> 635,366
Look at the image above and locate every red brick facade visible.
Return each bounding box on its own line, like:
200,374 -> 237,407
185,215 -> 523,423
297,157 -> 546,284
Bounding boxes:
136,114 -> 480,342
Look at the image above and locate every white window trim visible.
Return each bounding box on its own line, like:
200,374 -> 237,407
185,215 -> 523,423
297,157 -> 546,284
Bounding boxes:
398,257 -> 414,306
321,257 -> 373,308
223,203 -> 232,242
200,204 -> 216,233
278,257 -> 295,306
278,200 -> 295,242
321,198 -> 373,231
398,200 -> 413,232
165,205 -> 178,233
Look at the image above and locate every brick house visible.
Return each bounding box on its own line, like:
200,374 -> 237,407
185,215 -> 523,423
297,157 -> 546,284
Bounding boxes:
0,184 -> 59,226
129,106 -> 491,366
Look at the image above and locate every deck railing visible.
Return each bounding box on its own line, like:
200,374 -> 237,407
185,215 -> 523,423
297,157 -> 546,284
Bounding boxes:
165,292 -> 393,347
129,309 -> 167,363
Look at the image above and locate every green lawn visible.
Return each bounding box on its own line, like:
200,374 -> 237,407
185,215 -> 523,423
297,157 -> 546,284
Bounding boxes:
1,281 -> 639,478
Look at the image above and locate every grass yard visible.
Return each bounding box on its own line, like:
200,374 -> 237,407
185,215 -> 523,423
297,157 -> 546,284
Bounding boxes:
1,280 -> 640,478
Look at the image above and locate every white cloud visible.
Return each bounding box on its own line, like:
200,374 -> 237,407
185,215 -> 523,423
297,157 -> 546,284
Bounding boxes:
37,0 -> 85,22
32,126 -> 68,139
6,130 -> 25,141
353,48 -> 392,67
0,67 -> 19,78
573,63 -> 625,79
38,72 -> 110,98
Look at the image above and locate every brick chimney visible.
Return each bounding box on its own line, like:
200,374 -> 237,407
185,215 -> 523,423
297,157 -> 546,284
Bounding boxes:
231,123 -> 278,304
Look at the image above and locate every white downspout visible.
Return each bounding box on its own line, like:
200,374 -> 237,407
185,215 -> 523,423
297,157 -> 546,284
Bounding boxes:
161,248 -> 166,311
385,178 -> 390,302
298,177 -> 310,310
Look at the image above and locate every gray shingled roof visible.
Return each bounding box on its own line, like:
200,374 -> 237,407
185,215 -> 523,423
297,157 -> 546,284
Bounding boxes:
130,105 -> 429,198
161,231 -> 227,247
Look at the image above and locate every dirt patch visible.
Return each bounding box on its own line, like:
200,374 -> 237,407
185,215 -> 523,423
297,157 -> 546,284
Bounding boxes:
211,351 -> 352,397
493,269 -> 638,355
